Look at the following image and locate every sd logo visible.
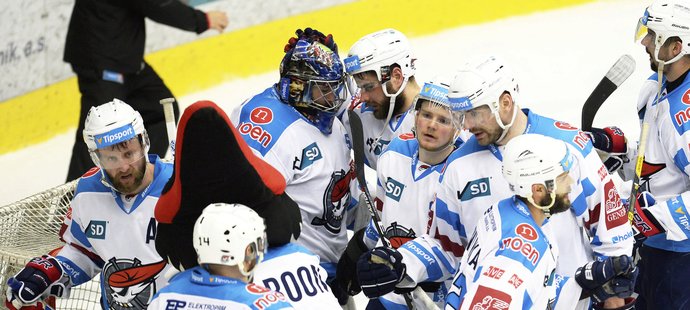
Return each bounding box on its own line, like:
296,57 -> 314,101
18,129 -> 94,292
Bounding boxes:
385,177 -> 405,202
458,178 -> 491,201
85,220 -> 107,239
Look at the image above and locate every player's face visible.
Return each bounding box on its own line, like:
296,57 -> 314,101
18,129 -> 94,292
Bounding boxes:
354,72 -> 405,119
415,101 -> 457,152
542,172 -> 574,215
461,105 -> 501,146
641,29 -> 673,72
98,138 -> 147,194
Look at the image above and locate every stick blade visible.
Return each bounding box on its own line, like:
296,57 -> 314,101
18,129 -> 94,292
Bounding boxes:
581,55 -> 636,131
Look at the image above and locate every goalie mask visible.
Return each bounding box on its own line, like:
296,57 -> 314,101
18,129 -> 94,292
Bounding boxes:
448,55 -> 520,144
278,39 -> 347,135
83,99 -> 150,190
502,134 -> 575,213
193,203 -> 267,277
635,0 -> 690,66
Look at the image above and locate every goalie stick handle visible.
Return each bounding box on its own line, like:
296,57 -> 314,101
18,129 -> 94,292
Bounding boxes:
160,98 -> 177,161
347,110 -> 439,310
581,55 -> 636,132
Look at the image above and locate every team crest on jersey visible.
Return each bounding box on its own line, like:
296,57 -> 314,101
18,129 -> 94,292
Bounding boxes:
384,222 -> 416,249
458,178 -> 491,201
102,258 -> 166,309
311,166 -> 355,234
367,137 -> 390,156
470,285 -> 512,309
604,180 -> 627,229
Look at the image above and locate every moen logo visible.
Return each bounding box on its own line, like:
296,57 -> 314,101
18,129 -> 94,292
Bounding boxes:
385,177 -> 405,202
85,220 -> 107,239
458,178 -> 491,201
238,122 -> 273,148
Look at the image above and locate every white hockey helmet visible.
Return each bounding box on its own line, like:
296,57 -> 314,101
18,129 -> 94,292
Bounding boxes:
82,98 -> 150,169
344,28 -> 415,82
502,134 -> 574,210
413,74 -> 463,129
635,0 -> 690,65
448,55 -> 520,142
193,203 -> 267,277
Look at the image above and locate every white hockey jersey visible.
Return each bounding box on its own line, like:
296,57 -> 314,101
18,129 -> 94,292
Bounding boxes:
445,198 -> 558,310
252,243 -> 340,309
56,155 -> 174,309
360,133 -> 460,308
149,266 -> 293,310
230,87 -> 357,275
339,92 -> 416,170
397,110 -> 634,308
620,72 -> 690,252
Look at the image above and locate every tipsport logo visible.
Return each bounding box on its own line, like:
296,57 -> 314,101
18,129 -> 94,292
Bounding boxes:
95,124 -> 135,148
420,83 -> 449,105
343,56 -> 361,74
448,96 -> 472,111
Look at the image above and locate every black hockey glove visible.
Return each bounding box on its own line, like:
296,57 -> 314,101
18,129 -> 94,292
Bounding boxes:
576,255 -> 637,302
336,228 -> 369,296
357,246 -> 406,298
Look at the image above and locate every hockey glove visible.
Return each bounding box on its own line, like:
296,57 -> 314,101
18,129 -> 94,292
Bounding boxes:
587,126 -> 628,173
284,27 -> 338,53
5,255 -> 68,310
336,228 -> 369,296
575,255 -> 636,302
632,191 -> 665,239
357,247 -> 406,298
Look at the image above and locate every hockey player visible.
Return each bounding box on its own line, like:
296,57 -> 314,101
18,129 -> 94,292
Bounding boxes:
587,1 -> 690,307
149,203 -> 293,309
340,28 -> 421,169
355,56 -> 636,309
229,28 -> 355,304
335,76 -> 464,308
447,133 -> 637,309
5,99 -> 175,309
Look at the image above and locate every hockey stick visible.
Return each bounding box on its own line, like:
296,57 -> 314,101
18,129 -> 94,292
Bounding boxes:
581,55 -> 636,131
348,110 -> 438,310
160,98 -> 177,161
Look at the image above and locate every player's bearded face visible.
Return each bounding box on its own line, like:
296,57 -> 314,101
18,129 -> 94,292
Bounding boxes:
354,73 -> 405,120
539,192 -> 571,215
98,139 -> 147,194
462,106 -> 502,146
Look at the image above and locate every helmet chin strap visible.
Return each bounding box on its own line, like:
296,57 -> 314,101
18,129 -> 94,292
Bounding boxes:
526,192 -> 556,219
495,103 -> 519,144
375,77 -> 410,142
